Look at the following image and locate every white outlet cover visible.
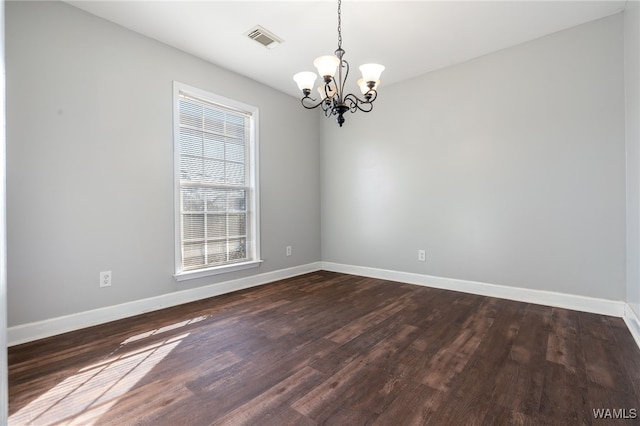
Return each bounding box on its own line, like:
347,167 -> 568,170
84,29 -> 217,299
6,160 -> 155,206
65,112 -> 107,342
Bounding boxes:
418,250 -> 426,261
100,271 -> 112,287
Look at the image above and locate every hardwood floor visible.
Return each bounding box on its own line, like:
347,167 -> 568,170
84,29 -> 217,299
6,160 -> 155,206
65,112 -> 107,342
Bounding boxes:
8,271 -> 640,425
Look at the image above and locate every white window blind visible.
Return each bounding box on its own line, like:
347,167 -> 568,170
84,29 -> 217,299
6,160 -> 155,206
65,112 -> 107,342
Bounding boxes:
173,83 -> 260,279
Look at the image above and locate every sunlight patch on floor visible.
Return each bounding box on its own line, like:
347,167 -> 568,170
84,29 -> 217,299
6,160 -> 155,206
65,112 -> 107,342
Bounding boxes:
9,333 -> 189,425
121,315 -> 207,345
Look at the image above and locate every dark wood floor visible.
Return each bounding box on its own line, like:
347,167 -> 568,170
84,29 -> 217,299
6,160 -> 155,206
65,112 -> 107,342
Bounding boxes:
8,271 -> 640,425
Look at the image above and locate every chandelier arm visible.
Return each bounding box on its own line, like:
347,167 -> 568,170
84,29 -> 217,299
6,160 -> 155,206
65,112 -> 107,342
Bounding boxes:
300,96 -> 326,110
340,95 -> 357,113
365,88 -> 378,103
321,100 -> 333,117
354,101 -> 373,113
343,92 -> 376,112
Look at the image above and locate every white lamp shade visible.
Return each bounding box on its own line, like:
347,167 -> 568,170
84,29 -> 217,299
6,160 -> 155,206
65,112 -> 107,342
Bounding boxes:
359,63 -> 385,83
357,78 -> 381,94
313,55 -> 340,77
293,71 -> 317,91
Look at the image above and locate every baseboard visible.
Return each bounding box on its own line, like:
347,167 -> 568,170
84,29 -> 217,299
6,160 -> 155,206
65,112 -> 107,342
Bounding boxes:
9,261 -> 634,349
8,262 -> 323,346
322,262 -> 626,318
624,305 -> 640,350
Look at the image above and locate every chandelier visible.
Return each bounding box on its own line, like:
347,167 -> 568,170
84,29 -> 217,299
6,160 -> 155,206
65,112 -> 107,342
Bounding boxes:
293,0 -> 385,127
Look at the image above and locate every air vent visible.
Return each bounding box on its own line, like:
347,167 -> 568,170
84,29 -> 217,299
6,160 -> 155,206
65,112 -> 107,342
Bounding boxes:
246,25 -> 283,49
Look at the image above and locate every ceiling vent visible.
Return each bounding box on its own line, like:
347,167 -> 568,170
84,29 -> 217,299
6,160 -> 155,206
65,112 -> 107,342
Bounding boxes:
246,25 -> 283,49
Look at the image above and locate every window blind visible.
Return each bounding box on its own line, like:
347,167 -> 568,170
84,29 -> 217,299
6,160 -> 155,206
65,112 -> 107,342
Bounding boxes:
177,93 -> 251,271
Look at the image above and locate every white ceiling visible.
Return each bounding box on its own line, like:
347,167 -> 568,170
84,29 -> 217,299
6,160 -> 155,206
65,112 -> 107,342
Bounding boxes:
64,1 -> 627,98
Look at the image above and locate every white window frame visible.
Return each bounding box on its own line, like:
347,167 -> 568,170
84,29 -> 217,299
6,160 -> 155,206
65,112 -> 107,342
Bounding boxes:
173,81 -> 261,281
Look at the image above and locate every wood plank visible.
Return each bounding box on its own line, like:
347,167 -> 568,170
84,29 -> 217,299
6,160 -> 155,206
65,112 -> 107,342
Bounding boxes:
545,307 -> 580,373
291,323 -> 420,420
211,366 -> 321,425
422,298 -> 524,425
418,297 -> 499,391
495,304 -> 550,416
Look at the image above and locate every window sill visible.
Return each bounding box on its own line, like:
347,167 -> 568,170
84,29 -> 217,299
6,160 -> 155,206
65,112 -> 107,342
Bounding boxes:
174,260 -> 263,282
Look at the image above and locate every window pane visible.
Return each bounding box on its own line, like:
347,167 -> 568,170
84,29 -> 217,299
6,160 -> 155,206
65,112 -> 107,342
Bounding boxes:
203,159 -> 225,184
207,214 -> 226,239
181,156 -> 203,181
226,140 -> 245,163
228,190 -> 246,211
228,213 -> 246,236
205,188 -> 229,212
181,187 -> 204,212
180,128 -> 202,157
203,107 -> 225,134
179,100 -> 202,128
183,242 -> 204,270
226,115 -> 245,139
228,238 -> 247,261
183,214 -> 204,240
204,133 -> 224,160
206,241 -> 226,265
226,163 -> 245,185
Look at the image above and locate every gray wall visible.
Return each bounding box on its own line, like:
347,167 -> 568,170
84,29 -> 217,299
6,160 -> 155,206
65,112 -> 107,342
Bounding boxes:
626,1 -> 640,317
5,1 -> 632,330
5,1 -> 321,327
321,14 -> 626,300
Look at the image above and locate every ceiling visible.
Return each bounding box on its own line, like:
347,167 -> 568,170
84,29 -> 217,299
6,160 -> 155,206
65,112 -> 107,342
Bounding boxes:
64,1 -> 627,98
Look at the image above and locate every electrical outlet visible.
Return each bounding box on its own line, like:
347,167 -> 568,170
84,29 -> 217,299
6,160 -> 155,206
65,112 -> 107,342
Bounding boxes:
418,249 -> 426,262
100,271 -> 112,287
286,246 -> 292,257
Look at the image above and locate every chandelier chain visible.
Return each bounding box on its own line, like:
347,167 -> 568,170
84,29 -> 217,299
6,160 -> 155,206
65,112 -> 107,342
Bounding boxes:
337,0 -> 342,49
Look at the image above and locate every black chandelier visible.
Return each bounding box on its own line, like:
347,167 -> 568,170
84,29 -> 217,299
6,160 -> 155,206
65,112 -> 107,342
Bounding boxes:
293,0 -> 384,127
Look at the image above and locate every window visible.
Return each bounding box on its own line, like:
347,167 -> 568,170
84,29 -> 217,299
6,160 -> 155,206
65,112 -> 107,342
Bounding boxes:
173,82 -> 260,280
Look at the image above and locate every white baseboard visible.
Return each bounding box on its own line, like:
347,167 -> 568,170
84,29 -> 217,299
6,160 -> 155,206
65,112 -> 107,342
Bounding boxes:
8,262 -> 323,346
9,261 -> 637,350
624,305 -> 640,349
322,262 -> 627,318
